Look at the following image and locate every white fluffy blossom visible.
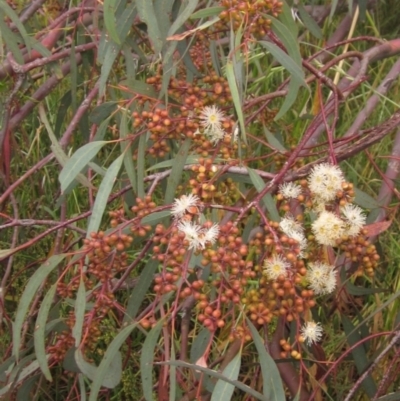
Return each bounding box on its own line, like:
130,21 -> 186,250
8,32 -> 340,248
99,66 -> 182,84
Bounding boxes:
177,221 -> 219,251
279,182 -> 302,199
171,194 -> 199,220
279,215 -> 304,236
312,211 -> 345,246
263,254 -> 291,280
306,262 -> 337,295
341,204 -> 366,237
199,105 -> 226,143
301,321 -> 323,346
177,221 -> 202,250
308,163 -> 344,203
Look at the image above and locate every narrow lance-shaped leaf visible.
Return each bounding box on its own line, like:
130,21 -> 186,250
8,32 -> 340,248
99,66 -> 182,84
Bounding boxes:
141,319 -> 164,401
164,138 -> 192,205
13,254 -> 66,359
226,61 -> 246,143
247,319 -> 286,401
88,323 -> 138,401
72,278 -> 86,347
103,0 -> 121,44
211,349 -> 242,401
59,141 -> 108,193
86,153 -> 124,237
34,283 -> 58,381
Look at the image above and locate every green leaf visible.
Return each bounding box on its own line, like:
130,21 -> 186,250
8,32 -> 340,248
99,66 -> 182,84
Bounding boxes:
137,133 -> 147,198
0,18 -> 24,63
103,0 -> 121,44
86,153 -> 124,237
164,138 -> 192,204
259,41 -> 306,87
147,154 -> 199,171
120,112 -> 137,194
297,4 -> 323,39
346,282 -> 388,296
247,168 -> 280,221
141,210 -> 172,226
141,319 -> 164,401
226,60 -> 246,143
90,102 -> 118,124
13,254 -> 66,359
72,279 -> 86,347
76,348 -> 122,389
120,79 -> 158,99
137,0 -> 163,54
211,350 -> 242,401
354,188 -> 379,209
247,319 -> 286,401
263,127 -> 287,151
123,258 -> 159,323
279,0 -> 298,37
191,7 -> 224,19
88,323 -> 138,401
59,141 -> 108,193
0,0 -> 31,54
270,16 -> 301,65
274,77 -> 301,120
34,283 -> 57,381
342,315 -> 377,397
190,328 -> 211,364
159,360 -> 266,400
167,0 -> 199,38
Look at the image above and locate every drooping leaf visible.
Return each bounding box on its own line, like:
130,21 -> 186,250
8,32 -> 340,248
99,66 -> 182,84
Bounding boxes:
90,102 -> 118,124
247,319 -> 286,401
191,7 -> 224,19
123,258 -> 159,323
34,283 -> 57,381
59,141 -> 108,193
211,349 -> 242,401
86,153 -> 124,237
226,61 -> 246,143
190,328 -> 211,364
342,315 -> 377,397
72,279 -> 86,347
259,41 -> 306,87
297,4 -> 323,39
136,0 -> 163,54
141,319 -> 164,401
159,360 -> 266,400
247,168 -> 280,221
137,133 -> 147,198
103,0 -> 121,44
164,138 -> 192,205
13,254 -> 66,359
76,349 -> 122,389
141,210 -> 172,226
120,112 -> 137,194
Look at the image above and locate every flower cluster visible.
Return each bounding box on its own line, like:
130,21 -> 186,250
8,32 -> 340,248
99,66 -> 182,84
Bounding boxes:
170,194 -> 219,251
177,220 -> 219,251
305,262 -> 336,295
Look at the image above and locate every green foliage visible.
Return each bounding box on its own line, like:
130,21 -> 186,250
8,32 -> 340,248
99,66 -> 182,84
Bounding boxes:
1,1 -> 400,401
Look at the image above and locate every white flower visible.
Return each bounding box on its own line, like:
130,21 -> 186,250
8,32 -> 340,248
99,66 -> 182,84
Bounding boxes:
199,105 -> 225,132
177,221 -> 202,250
341,204 -> 366,237
301,321 -> 323,346
279,182 -> 302,199
202,224 -> 219,245
287,230 -> 307,257
308,163 -> 344,203
206,127 -> 226,144
263,254 -> 291,280
279,215 -> 304,236
311,211 -> 345,246
177,221 -> 219,251
306,262 -> 337,295
171,194 -> 200,220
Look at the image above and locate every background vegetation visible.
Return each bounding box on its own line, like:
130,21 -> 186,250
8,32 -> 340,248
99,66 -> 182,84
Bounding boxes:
1,0 -> 400,400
